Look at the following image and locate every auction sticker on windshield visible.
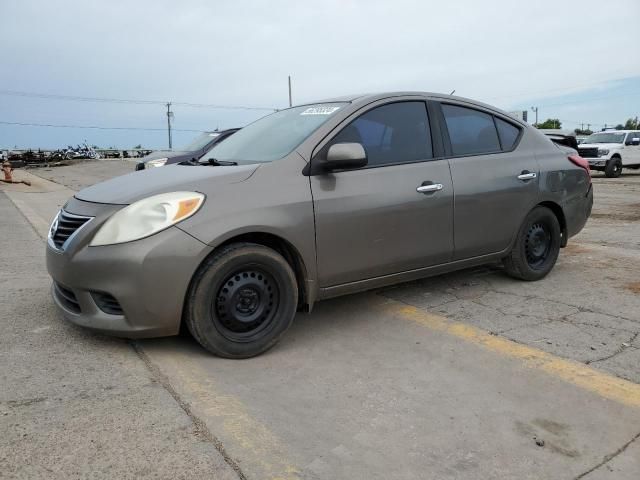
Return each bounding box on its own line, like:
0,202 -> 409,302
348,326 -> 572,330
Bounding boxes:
300,106 -> 341,115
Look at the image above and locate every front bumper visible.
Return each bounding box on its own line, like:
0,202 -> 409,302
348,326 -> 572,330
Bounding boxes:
587,159 -> 607,168
46,197 -> 212,338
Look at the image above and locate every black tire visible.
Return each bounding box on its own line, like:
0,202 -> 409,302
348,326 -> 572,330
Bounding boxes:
503,206 -> 561,281
604,157 -> 622,178
185,243 -> 298,358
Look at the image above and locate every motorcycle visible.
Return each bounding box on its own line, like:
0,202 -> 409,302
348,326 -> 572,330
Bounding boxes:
63,143 -> 101,160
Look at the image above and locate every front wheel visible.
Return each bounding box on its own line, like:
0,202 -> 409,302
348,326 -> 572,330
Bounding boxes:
503,206 -> 561,281
604,157 -> 622,178
185,243 -> 298,358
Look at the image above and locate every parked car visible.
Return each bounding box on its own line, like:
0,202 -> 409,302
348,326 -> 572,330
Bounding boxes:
135,129 -> 239,170
577,130 -> 640,177
46,92 -> 593,358
539,129 -> 579,150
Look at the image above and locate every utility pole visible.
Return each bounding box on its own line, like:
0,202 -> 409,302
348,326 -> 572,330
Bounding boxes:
288,76 -> 292,107
166,102 -> 173,149
531,106 -> 539,126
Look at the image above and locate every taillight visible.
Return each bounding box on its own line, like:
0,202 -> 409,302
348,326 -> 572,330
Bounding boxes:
568,154 -> 591,184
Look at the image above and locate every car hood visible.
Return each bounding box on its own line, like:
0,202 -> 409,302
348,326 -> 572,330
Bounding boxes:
142,150 -> 190,160
75,163 -> 259,205
578,143 -> 620,149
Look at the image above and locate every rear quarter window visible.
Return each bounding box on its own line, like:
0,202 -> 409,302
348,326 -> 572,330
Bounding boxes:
495,118 -> 521,151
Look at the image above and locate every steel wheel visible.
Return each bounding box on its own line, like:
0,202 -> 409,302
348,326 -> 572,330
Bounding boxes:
186,243 -> 298,358
213,267 -> 280,341
524,223 -> 552,270
503,206 -> 561,281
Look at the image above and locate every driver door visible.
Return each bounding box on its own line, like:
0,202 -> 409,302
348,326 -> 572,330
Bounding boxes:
624,131 -> 640,165
309,100 -> 454,288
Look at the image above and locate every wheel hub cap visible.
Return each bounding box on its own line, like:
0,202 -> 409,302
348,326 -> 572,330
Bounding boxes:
525,223 -> 551,268
214,269 -> 278,335
236,288 -> 260,315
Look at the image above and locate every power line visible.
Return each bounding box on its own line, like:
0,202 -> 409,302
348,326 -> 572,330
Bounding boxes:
0,120 -> 205,132
0,89 -> 278,111
172,101 -> 276,111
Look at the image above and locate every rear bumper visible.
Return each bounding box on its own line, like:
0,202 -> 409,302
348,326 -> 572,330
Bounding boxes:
565,183 -> 593,240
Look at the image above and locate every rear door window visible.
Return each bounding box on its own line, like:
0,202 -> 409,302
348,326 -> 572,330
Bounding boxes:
441,104 -> 501,156
329,102 -> 433,167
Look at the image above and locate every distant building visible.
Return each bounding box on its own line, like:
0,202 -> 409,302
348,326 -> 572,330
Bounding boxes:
508,111 -> 528,122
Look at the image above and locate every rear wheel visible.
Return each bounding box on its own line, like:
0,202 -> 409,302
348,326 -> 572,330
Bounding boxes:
503,206 -> 561,281
604,157 -> 622,178
185,243 -> 298,358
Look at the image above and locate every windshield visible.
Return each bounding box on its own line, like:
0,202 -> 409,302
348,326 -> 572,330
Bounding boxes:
202,103 -> 346,163
583,132 -> 626,144
181,132 -> 221,151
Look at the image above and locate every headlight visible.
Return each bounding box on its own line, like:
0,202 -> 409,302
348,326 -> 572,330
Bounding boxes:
597,149 -> 609,156
90,191 -> 205,246
146,158 -> 168,168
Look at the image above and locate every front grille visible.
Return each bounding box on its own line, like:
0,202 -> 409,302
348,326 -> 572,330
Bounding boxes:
53,282 -> 81,313
51,210 -> 91,249
578,147 -> 598,158
91,292 -> 124,316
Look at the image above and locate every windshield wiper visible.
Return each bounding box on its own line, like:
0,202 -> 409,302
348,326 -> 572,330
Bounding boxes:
208,158 -> 238,166
178,158 -> 201,166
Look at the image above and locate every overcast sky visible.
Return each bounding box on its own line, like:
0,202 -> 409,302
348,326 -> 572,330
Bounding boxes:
1,0 -> 639,149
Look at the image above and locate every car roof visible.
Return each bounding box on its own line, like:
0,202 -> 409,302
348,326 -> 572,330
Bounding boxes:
303,91 -> 526,126
539,129 -> 576,137
204,128 -> 240,135
596,130 -> 636,133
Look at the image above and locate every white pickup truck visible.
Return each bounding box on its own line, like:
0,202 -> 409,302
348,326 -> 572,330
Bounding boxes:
578,130 -> 640,177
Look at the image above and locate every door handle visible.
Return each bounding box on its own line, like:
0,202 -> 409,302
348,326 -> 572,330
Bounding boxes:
517,171 -> 537,181
416,183 -> 443,194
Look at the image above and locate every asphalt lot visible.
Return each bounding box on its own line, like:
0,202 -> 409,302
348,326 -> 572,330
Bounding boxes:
1,160 -> 639,479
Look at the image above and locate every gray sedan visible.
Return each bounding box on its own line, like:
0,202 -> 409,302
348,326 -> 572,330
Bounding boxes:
46,92 -> 593,358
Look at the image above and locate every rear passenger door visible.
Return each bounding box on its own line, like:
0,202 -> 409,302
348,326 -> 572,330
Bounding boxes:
438,103 -> 539,260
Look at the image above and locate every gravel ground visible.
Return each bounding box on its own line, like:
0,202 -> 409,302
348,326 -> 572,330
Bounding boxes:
29,159 -> 138,191
27,162 -> 640,383
1,162 -> 638,479
0,190 -> 238,479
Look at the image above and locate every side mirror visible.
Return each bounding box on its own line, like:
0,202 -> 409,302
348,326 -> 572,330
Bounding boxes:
323,143 -> 368,171
631,138 -> 640,146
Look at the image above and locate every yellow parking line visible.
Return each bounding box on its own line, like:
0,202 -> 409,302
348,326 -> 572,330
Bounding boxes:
152,350 -> 301,480
382,301 -> 640,409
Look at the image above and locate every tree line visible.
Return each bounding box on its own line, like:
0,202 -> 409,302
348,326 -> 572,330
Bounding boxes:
534,116 -> 639,136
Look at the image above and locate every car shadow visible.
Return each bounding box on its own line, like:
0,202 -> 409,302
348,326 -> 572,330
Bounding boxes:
136,263 -> 506,359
